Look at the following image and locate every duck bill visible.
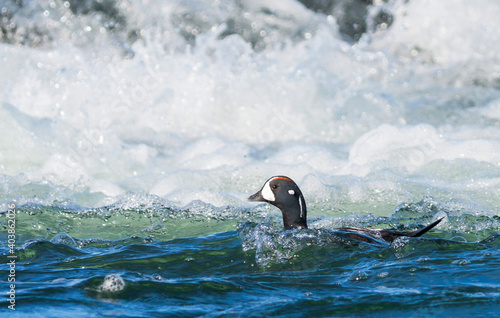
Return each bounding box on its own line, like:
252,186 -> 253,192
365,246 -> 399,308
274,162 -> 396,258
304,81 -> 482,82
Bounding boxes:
248,190 -> 266,202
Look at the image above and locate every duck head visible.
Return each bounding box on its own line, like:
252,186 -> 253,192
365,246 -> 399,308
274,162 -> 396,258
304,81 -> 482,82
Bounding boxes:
248,176 -> 307,230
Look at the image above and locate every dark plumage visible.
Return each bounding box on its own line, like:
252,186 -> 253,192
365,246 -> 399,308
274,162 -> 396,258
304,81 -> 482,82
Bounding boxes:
248,176 -> 442,243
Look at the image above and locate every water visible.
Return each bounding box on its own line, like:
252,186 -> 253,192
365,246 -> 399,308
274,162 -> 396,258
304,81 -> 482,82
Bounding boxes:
1,0 -> 500,316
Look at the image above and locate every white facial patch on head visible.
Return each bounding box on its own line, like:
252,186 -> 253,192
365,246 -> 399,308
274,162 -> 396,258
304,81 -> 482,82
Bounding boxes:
288,189 -> 295,196
261,180 -> 276,202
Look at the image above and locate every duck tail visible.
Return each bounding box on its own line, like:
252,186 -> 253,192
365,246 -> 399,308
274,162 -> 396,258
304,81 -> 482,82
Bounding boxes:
408,217 -> 444,237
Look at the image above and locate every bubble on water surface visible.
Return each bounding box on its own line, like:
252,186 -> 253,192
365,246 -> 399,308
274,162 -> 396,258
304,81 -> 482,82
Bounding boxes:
98,274 -> 126,293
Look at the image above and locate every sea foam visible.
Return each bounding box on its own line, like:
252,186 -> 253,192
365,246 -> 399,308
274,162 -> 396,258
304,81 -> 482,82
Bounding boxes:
1,0 -> 499,217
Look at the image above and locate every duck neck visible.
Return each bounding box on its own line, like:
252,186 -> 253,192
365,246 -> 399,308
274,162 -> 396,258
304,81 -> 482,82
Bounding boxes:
280,194 -> 307,230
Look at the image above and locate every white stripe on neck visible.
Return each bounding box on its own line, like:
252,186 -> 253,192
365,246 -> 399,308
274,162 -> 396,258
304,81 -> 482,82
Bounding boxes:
299,195 -> 304,218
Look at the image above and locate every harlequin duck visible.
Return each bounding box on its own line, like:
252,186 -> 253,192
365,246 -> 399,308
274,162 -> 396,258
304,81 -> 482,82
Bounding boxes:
248,176 -> 442,243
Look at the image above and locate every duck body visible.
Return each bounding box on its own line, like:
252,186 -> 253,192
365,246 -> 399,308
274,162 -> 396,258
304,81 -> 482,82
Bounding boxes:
248,176 -> 442,243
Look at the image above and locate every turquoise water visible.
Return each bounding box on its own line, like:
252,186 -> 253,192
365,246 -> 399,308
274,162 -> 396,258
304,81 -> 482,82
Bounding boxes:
2,200 -> 500,317
2,0 -> 500,316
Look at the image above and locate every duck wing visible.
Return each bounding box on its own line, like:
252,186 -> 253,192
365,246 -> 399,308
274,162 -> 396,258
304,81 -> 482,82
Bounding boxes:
338,218 -> 443,243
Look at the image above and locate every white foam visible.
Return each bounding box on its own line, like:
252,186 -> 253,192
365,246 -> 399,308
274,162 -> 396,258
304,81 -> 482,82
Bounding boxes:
1,1 -> 499,216
369,0 -> 500,65
98,274 -> 126,293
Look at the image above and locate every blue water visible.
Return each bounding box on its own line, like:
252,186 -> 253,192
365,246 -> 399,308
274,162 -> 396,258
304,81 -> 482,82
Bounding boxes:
2,202 -> 500,317
2,0 -> 500,316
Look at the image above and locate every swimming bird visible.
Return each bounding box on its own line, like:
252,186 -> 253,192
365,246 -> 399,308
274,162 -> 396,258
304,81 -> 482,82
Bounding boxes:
248,176 -> 442,243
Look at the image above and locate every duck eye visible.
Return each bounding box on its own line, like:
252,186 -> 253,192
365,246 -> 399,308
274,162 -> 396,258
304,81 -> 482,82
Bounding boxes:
271,184 -> 278,190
